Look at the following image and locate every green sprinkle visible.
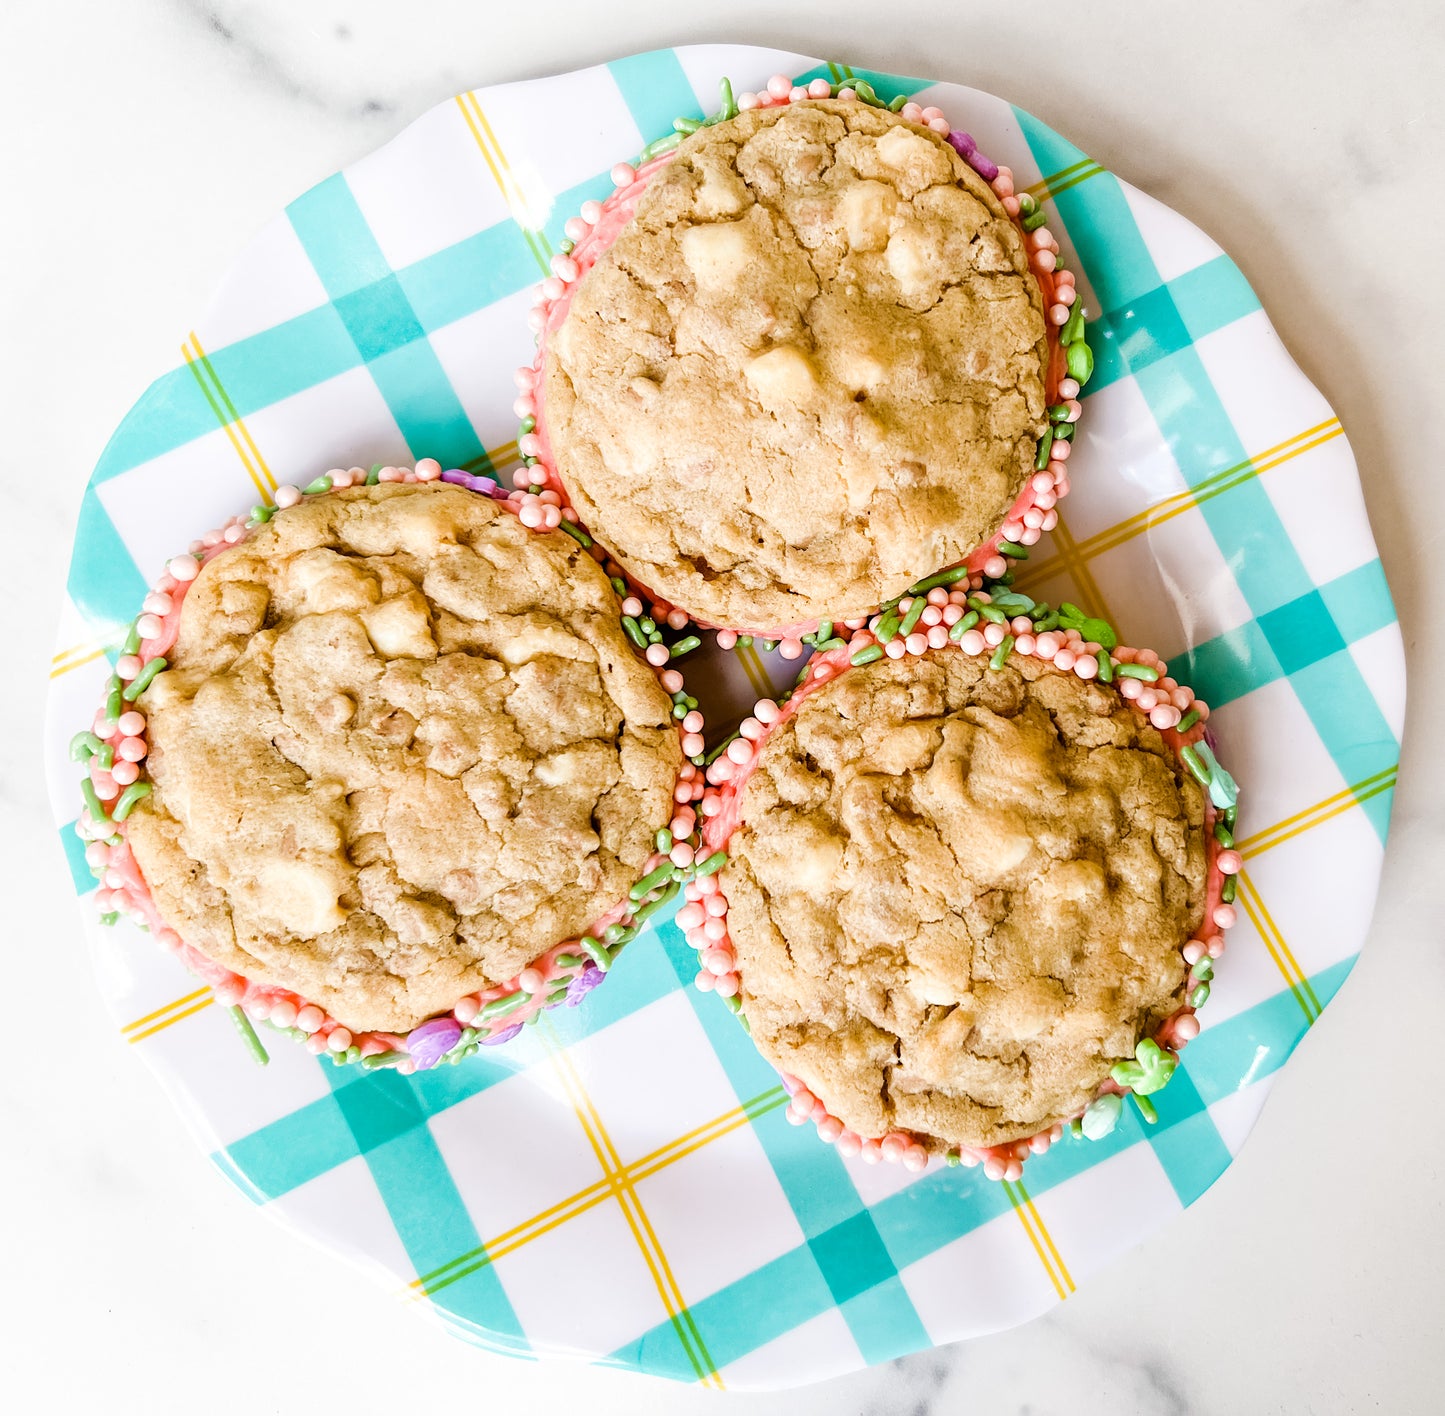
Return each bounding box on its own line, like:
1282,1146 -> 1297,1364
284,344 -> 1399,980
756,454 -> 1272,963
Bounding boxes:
553,953 -> 584,969
813,637 -> 845,652
558,519 -> 593,548
672,703 -> 688,720
974,602 -> 1007,624
639,130 -> 684,161
121,621 -> 142,656
704,733 -> 738,765
359,1049 -> 402,1070
673,115 -> 703,134
1080,1092 -> 1123,1140
899,596 -> 927,636
609,577 -> 627,597
1053,421 -> 1074,442
759,639 -> 779,652
655,828 -> 673,853
105,678 -> 124,722
1060,304 -> 1086,346
997,541 -> 1029,559
630,862 -> 677,901
249,504 -> 273,524
738,1013 -> 751,1034
850,644 -> 884,666
1066,339 -> 1095,386
579,935 -> 611,971
547,987 -> 569,1005
1180,744 -> 1212,787
988,592 -> 1036,614
853,80 -> 878,105
518,416 -> 537,434
458,1028 -> 478,1047
525,1011 -> 542,1026
1018,192 -> 1038,217
345,1045 -> 362,1065
1115,663 -> 1160,682
694,850 -> 728,878
1132,1094 -> 1159,1125
558,239 -> 575,254
122,657 -> 167,701
721,992 -> 742,1014
99,911 -> 120,927
948,610 -> 979,640
1035,427 -> 1054,469
646,631 -> 663,646
1214,822 -> 1235,849
621,616 -> 647,649
69,731 -> 103,763
1195,742 -> 1240,811
1223,804 -> 1237,829
736,635 -> 753,648
874,609 -> 902,644
888,93 -> 908,112
989,634 -> 1015,670
718,76 -> 736,120
480,992 -> 526,1021
1069,1118 -> 1084,1139
907,563 -> 971,595
1176,708 -> 1201,734
1083,617 -> 1118,650
303,475 -> 334,495
669,635 -> 701,659
1222,874 -> 1237,905
813,620 -> 834,646
605,923 -> 636,948
1096,650 -> 1114,683
111,782 -> 152,821
223,1005 -> 270,1063
1190,957 -> 1215,984
366,466 -> 382,485
1022,206 -> 1048,231
1110,1037 -> 1176,1096
639,617 -> 656,635
632,879 -> 680,925
945,1149 -> 961,1166
1048,403 -> 1071,422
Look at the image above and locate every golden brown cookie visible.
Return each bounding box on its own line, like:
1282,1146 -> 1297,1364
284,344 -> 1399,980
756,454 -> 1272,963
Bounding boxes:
707,642 -> 1217,1157
540,100 -> 1052,632
123,483 -> 683,1034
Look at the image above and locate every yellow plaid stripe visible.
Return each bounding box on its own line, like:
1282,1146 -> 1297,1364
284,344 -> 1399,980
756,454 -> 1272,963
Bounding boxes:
409,1085 -> 787,1300
50,637 -> 123,679
1023,157 -> 1106,204
1003,1179 -> 1075,1299
1017,418 -> 1344,590
454,92 -> 551,274
121,987 -> 215,1043
540,1024 -> 724,1387
182,333 -> 277,503
1238,765 -> 1396,860
1235,871 -> 1321,1022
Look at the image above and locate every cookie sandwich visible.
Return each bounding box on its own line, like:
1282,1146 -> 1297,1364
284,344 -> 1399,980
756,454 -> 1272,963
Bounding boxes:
518,74 -> 1093,649
72,466 -> 720,1072
684,588 -> 1239,1180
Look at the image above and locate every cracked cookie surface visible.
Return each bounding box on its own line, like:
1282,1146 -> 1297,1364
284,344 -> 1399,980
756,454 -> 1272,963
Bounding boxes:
127,484 -> 681,1032
544,100 -> 1050,630
724,653 -> 1206,1149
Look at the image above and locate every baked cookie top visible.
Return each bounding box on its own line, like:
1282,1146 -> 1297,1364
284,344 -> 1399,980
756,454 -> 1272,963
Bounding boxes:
543,99 -> 1050,631
723,651 -> 1206,1150
126,484 -> 681,1033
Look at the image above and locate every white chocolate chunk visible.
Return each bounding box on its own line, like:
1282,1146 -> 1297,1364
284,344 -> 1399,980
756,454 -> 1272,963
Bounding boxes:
744,345 -> 818,409
681,221 -> 753,289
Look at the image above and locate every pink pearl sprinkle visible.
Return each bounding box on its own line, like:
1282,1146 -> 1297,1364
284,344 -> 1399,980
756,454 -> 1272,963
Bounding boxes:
645,643 -> 670,668
881,1134 -> 908,1162
116,655 -> 142,681
1214,904 -> 1238,930
984,555 -> 1007,579
550,254 -> 579,283
541,276 -> 565,302
1075,654 -> 1099,680
677,903 -> 706,931
959,629 -> 986,655
1035,632 -> 1061,658
715,629 -> 738,650
704,895 -> 727,918
860,1139 -> 883,1165
993,172 -> 1015,198
837,87 -> 856,101
1056,283 -> 1075,305
926,626 -> 949,649
983,1157 -> 1006,1181
837,1131 -> 862,1158
715,973 -> 740,998
328,1028 -> 353,1053
1059,377 -> 1081,399
1150,704 -> 1180,729
611,162 -> 636,187
670,842 -> 695,868
681,732 -> 705,756
696,873 -> 721,897
1135,688 -> 1159,712
905,631 -> 928,655
700,795 -> 723,818
296,1005 -> 324,1034
564,217 -> 588,243
901,102 -> 923,121
91,771 -> 119,801
1217,850 -> 1243,875
903,1145 -> 928,1172
141,592 -> 173,616
767,74 -> 792,98
943,604 -> 964,626
885,639 -> 906,659
737,91 -> 759,111
920,605 -> 943,627
1118,675 -> 1143,700
1054,648 -> 1076,671
679,710 -> 703,735
703,948 -> 734,975
269,999 -> 297,1029
726,738 -> 754,766
167,553 -> 201,582
1049,303 -> 1069,325
694,970 -> 717,993
519,968 -> 546,995
580,199 -> 603,224
1176,1014 -> 1202,1042
518,503 -> 544,529
920,106 -> 944,121
415,457 -> 442,481
542,506 -> 563,529
453,996 -> 480,1024
621,596 -> 643,617
778,639 -> 804,660
789,85 -> 809,102
661,669 -> 684,693
754,699 -> 780,724
818,1116 -> 844,1143
1035,249 -> 1057,273
809,78 -> 832,98
117,735 -> 147,762
982,622 -> 1006,648
1207,934 -> 1226,959
514,365 -> 537,390
111,760 -> 139,786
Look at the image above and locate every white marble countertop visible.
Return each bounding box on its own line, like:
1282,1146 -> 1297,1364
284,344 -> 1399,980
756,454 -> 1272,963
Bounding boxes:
4,2 -> 1442,1411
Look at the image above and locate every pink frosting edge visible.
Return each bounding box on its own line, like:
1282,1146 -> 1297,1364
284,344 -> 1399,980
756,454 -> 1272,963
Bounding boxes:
78,471 -> 710,1072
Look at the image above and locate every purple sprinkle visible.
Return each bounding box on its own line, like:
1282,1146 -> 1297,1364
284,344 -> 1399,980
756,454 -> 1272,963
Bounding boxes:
947,129 -> 977,158
948,130 -> 998,181
564,965 -> 606,1007
967,150 -> 999,182
481,1022 -> 524,1046
406,1016 -> 463,1070
440,468 -> 505,498
440,469 -> 473,487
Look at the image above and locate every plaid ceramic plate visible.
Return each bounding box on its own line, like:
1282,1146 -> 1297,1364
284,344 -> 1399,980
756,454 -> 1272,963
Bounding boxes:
45,44 -> 1404,1389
